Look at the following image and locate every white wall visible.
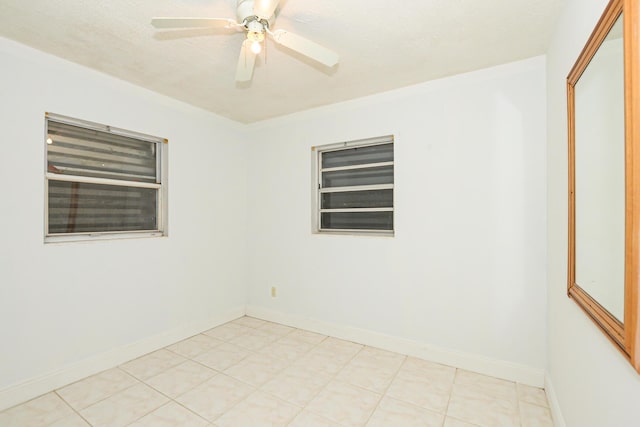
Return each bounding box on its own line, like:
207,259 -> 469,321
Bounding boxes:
546,1 -> 640,426
0,37 -> 248,408
245,57 -> 548,380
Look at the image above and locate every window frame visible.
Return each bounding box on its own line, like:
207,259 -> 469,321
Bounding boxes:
44,112 -> 168,243
312,135 -> 395,236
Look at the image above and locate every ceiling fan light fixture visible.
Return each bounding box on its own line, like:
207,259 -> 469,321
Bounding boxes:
251,40 -> 262,54
246,28 -> 265,54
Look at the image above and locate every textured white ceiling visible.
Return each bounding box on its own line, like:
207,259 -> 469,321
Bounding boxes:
0,0 -> 565,123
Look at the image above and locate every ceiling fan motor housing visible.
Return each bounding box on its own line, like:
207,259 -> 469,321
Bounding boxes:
237,0 -> 273,26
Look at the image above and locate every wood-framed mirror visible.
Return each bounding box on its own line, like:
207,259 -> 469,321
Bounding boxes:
567,0 -> 640,372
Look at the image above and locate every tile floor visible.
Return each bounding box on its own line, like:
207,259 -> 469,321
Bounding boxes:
0,317 -> 554,427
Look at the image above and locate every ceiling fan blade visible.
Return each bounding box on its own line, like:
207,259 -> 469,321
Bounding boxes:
236,40 -> 257,82
253,0 -> 280,19
151,17 -> 237,29
270,30 -> 339,67
153,28 -> 222,41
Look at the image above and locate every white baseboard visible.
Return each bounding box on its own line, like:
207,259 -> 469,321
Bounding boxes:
0,306 -> 245,412
246,305 -> 545,387
544,372 -> 566,427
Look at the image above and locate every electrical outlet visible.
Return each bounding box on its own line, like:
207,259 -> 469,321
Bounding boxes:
271,286 -> 277,297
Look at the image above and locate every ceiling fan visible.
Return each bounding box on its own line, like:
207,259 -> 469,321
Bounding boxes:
151,0 -> 339,82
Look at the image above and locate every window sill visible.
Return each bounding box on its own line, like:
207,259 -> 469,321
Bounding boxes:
44,231 -> 165,244
313,229 -> 395,238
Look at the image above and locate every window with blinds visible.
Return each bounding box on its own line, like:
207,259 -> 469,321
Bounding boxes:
45,114 -> 166,241
314,136 -> 394,234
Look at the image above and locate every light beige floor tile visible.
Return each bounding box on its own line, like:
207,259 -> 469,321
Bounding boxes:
214,390 -> 301,427
306,380 -> 381,427
385,360 -> 455,413
257,321 -> 295,336
229,328 -> 278,351
224,353 -> 290,386
454,370 -> 517,403
128,401 -> 209,427
231,316 -> 268,329
275,334 -> 318,352
79,382 -> 169,427
354,346 -> 407,368
258,340 -> 313,363
298,338 -> 365,376
448,376 -> 520,427
0,393 -> 75,427
176,374 -> 254,421
144,360 -> 217,398
401,357 -> 457,384
336,362 -> 397,394
517,383 -> 550,408
287,329 -> 328,345
120,349 -> 187,380
348,347 -> 406,374
56,368 -> 139,410
520,401 -> 554,427
49,413 -> 91,426
193,342 -> 252,371
446,390 -> 519,427
444,417 -> 481,427
261,364 -> 333,407
313,337 -> 363,359
366,396 -> 444,427
292,351 -> 352,375
203,323 -> 252,341
288,410 -> 344,427
336,347 -> 405,393
166,334 -> 223,359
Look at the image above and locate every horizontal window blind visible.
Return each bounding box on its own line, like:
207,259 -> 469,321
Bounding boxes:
321,164 -> 394,188
321,141 -> 393,168
47,121 -> 157,183
317,137 -> 394,233
48,181 -> 157,234
321,189 -> 393,209
320,211 -> 393,230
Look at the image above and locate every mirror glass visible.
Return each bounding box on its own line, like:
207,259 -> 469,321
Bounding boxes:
574,13 -> 625,321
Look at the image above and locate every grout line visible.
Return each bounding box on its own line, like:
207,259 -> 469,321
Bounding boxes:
445,415 -> 483,427
165,332 -> 259,423
139,361 -> 218,397
240,388 -> 305,426
358,350 -> 407,426
57,380 -> 141,418
298,341 -> 375,424
207,374 -> 261,424
441,367 -> 458,421
256,332 -> 347,425
53,390 -> 93,426
121,400 -> 173,427
166,397 -> 215,426
129,387 -> 211,427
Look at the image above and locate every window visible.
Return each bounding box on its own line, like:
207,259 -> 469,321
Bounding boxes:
313,135 -> 394,235
45,113 -> 167,242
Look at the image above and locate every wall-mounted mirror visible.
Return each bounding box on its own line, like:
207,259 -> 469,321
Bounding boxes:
567,0 -> 640,373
